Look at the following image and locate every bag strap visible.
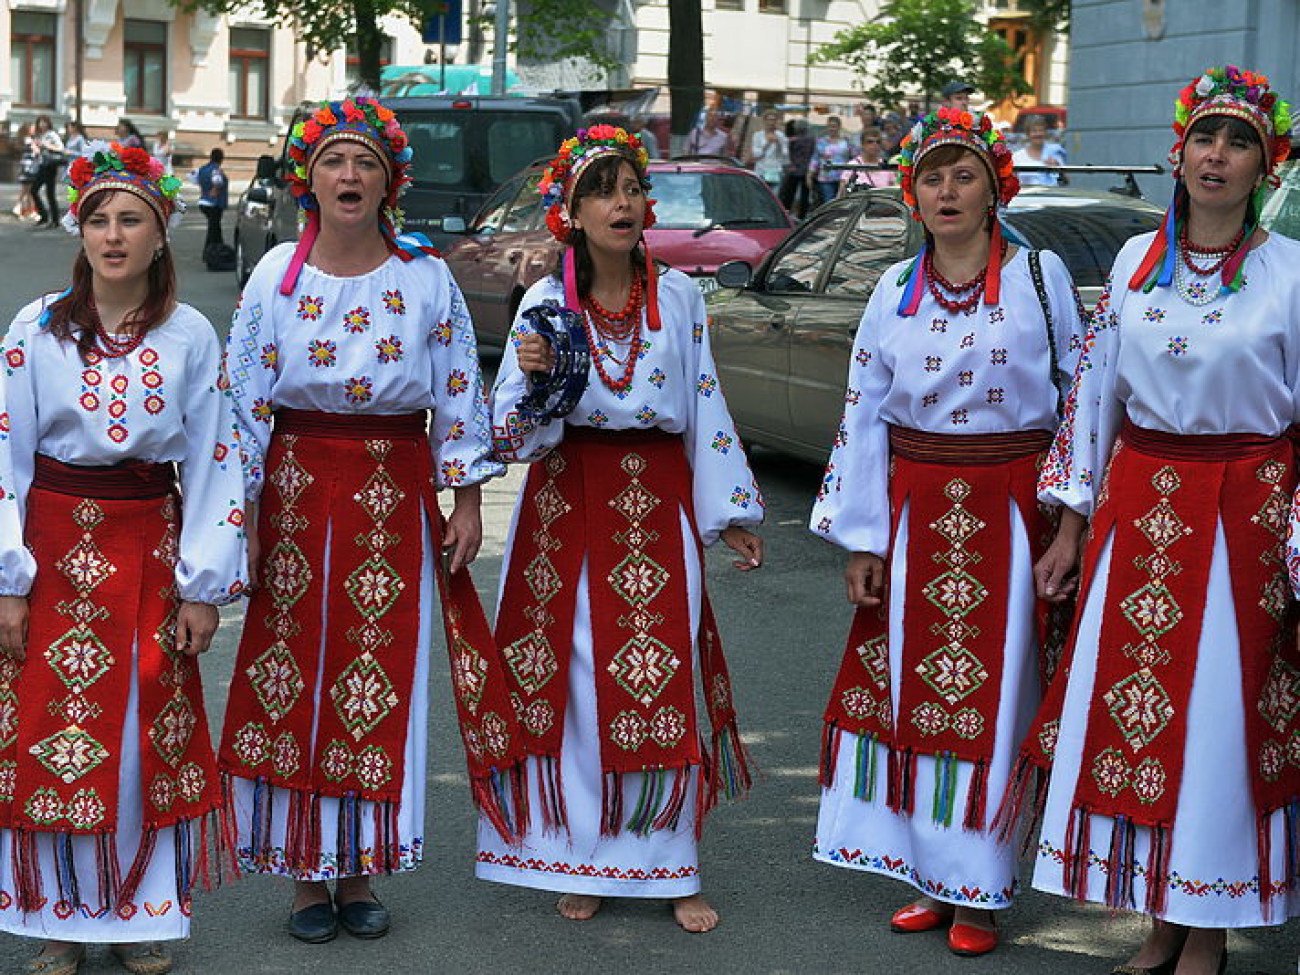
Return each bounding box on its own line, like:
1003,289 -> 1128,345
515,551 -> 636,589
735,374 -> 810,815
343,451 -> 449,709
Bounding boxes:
1028,249 -> 1063,421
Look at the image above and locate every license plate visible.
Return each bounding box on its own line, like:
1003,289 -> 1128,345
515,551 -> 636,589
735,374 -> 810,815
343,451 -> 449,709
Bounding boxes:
695,276 -> 719,295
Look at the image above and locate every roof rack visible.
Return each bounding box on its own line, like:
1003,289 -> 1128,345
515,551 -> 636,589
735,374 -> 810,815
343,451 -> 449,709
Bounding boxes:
1013,163 -> 1164,198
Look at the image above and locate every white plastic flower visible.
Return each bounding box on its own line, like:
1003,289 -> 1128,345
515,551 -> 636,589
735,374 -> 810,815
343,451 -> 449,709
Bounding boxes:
1195,74 -> 1216,97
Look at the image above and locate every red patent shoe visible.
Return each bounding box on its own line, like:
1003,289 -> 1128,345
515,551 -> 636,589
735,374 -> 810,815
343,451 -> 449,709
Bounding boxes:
889,902 -> 950,933
948,920 -> 999,956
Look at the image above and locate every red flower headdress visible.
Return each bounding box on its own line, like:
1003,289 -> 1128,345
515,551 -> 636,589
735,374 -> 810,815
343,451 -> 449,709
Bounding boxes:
538,125 -> 657,244
64,141 -> 184,234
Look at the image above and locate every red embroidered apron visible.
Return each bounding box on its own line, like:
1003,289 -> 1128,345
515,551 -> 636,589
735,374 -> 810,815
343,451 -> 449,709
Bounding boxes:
1001,422 -> 1300,914
0,456 -> 222,915
494,427 -> 753,836
219,410 -> 524,872
822,427 -> 1057,831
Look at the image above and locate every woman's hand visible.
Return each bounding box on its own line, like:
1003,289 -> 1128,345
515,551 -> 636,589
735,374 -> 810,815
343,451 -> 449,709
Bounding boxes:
719,526 -> 763,571
1035,508 -> 1087,602
845,552 -> 886,607
176,601 -> 219,657
245,501 -> 261,588
516,334 -> 555,377
443,484 -> 484,575
0,596 -> 29,661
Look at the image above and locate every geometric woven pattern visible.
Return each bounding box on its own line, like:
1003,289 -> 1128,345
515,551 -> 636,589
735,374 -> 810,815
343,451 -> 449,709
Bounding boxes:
247,641 -> 306,723
330,655 -> 399,741
608,633 -> 680,706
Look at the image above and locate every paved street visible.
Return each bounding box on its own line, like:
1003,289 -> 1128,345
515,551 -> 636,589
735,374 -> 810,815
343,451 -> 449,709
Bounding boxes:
0,193 -> 1292,974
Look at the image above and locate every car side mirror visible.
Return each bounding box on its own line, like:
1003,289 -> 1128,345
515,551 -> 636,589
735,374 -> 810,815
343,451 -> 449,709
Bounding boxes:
716,260 -> 753,289
441,215 -> 468,234
254,154 -> 278,181
247,186 -> 271,205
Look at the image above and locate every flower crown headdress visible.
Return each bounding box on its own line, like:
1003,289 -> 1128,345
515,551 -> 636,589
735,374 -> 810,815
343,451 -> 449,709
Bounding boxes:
63,141 -> 184,234
538,125 -> 656,243
1130,66 -> 1293,296
279,97 -> 439,295
894,109 -> 1019,316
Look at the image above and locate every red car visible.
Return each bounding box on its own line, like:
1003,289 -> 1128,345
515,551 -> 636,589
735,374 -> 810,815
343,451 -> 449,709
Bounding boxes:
443,158 -> 795,348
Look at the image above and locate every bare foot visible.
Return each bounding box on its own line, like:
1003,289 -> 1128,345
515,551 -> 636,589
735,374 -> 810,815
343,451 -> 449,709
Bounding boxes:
557,893 -> 602,921
672,893 -> 719,933
292,880 -> 331,912
1173,928 -> 1226,975
1125,918 -> 1189,970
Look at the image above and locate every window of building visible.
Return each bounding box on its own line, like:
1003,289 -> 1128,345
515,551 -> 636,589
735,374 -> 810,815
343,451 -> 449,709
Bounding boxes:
345,38 -> 393,86
758,0 -> 787,11
715,0 -> 744,10
11,11 -> 57,108
229,28 -> 270,119
124,20 -> 167,114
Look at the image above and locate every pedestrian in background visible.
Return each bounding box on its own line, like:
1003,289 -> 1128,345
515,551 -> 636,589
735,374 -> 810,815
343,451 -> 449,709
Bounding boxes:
15,124 -> 41,223
30,115 -> 65,229
1012,118 -> 1067,186
632,115 -> 660,160
808,115 -> 852,207
838,126 -> 895,194
940,80 -> 975,113
1019,65 -> 1300,975
811,107 -> 1084,958
62,121 -> 88,164
115,119 -> 144,150
686,107 -> 734,157
218,97 -> 509,946
479,125 -> 762,933
780,117 -> 814,218
746,109 -> 789,189
195,148 -> 228,250
0,140 -> 247,975
151,131 -> 173,176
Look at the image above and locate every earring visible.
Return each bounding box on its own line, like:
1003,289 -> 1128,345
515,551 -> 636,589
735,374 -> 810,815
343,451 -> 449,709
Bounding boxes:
153,248 -> 163,262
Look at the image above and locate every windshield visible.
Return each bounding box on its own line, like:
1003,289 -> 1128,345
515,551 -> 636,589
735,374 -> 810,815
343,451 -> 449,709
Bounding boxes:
1004,202 -> 1162,287
401,111 -> 563,192
648,171 -> 787,230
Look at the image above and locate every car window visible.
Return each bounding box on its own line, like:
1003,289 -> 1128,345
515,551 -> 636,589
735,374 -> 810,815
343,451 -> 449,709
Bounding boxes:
472,177 -> 524,233
648,172 -> 787,230
1004,202 -> 1162,288
825,202 -> 911,297
765,212 -> 853,293
405,118 -> 467,186
1262,160 -> 1300,239
501,172 -> 545,232
488,118 -> 561,184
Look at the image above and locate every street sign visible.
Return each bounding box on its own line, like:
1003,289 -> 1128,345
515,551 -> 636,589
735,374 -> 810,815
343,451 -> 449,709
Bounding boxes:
421,0 -> 462,46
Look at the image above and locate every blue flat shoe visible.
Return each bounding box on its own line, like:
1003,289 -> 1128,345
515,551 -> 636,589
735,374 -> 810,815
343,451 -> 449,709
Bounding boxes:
288,901 -> 337,944
336,897 -> 390,939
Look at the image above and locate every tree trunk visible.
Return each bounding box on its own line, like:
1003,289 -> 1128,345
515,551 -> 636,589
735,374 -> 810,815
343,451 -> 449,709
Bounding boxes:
667,0 -> 703,143
353,0 -> 383,93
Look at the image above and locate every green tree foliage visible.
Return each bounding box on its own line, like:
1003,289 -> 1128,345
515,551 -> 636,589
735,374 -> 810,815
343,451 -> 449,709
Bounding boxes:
809,0 -> 1032,112
514,0 -> 621,76
1020,0 -> 1071,34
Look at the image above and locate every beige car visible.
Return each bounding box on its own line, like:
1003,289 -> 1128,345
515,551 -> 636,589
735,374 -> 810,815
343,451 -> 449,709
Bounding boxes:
706,186 -> 1164,463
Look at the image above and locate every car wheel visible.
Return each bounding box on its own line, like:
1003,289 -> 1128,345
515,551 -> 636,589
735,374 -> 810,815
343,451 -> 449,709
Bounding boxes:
235,235 -> 250,288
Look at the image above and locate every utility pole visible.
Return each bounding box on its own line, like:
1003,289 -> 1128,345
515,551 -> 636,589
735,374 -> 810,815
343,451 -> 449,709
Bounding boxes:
491,0 -> 510,96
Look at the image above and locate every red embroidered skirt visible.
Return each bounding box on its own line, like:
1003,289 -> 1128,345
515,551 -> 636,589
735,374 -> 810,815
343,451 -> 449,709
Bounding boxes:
0,456 -> 222,914
821,427 -> 1057,832
1005,422 -> 1300,915
219,410 -> 523,872
494,427 -> 752,836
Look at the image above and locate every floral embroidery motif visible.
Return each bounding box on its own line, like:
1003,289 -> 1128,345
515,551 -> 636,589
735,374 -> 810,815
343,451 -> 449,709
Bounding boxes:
260,344 -> 278,369
697,374 -> 717,397
432,319 -> 453,346
382,289 -> 405,314
343,307 -> 371,333
375,336 -> 404,363
307,340 -> 338,368
297,296 -> 324,321
710,431 -> 734,454
446,369 -> 469,396
990,348 -> 1008,365
1166,336 -> 1189,357
1142,307 -> 1166,323
344,377 -> 374,405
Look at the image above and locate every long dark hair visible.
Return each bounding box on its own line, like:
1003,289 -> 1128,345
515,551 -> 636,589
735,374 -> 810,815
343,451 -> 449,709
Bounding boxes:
555,152 -> 651,299
46,190 -> 177,363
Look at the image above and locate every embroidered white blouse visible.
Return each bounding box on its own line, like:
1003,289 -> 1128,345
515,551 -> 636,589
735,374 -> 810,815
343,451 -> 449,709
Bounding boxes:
810,248 -> 1085,556
0,298 -> 248,604
1039,232 -> 1300,517
490,269 -> 764,545
224,242 -> 504,502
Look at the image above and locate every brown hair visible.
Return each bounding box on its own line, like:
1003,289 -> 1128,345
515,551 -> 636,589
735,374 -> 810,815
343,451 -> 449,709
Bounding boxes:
556,152 -> 650,299
46,190 -> 177,363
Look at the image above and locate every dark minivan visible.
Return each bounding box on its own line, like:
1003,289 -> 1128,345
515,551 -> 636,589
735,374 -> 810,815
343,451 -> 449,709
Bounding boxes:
232,95 -> 581,284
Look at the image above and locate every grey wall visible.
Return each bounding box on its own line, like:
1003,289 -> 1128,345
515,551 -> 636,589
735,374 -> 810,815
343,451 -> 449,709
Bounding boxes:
1070,0 -> 1300,198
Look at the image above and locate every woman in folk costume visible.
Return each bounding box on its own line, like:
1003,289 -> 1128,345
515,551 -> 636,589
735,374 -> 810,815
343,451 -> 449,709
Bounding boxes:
0,143 -> 247,975
809,107 -> 1085,957
1010,66 -> 1300,975
218,98 -> 517,945
476,126 -> 764,933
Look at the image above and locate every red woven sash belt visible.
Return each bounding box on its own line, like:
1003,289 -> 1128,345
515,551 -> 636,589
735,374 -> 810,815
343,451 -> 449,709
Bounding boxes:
274,407 -> 428,439
1121,418 -> 1289,460
32,453 -> 175,499
888,425 -> 1054,464
565,425 -> 680,447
